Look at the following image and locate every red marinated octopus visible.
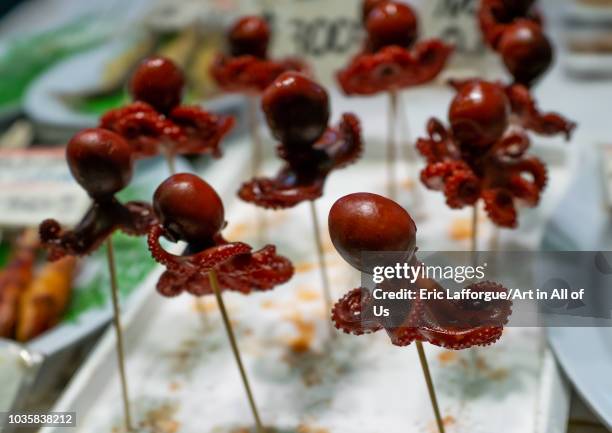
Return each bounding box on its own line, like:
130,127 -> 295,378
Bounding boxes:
337,0 -> 453,95
450,78 -> 575,140
238,72 -> 362,209
478,0 -> 552,87
417,80 -> 552,228
147,173 -> 293,297
211,16 -> 308,93
329,193 -> 512,349
100,56 -> 234,159
39,128 -> 155,260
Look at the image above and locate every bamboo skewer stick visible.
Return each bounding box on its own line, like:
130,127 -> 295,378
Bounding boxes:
106,239 -> 134,432
416,341 -> 446,433
248,96 -> 263,177
471,204 -> 478,253
163,148 -> 176,176
249,95 -> 267,245
387,91 -> 399,199
309,200 -> 335,337
397,93 -> 426,218
208,269 -> 264,433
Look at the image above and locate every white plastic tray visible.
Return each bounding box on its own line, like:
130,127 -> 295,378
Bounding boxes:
42,134 -> 571,433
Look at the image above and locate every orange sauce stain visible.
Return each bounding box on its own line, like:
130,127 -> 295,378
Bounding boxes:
401,177 -> 415,191
297,287 -> 320,302
438,351 -> 458,364
223,222 -> 251,239
193,298 -> 217,313
449,217 -> 472,241
260,299 -> 278,309
295,261 -> 317,273
283,311 -> 315,353
428,415 -> 456,433
297,424 -> 330,433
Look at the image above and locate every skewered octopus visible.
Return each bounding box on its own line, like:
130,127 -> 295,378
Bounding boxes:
238,72 -> 362,209
100,56 -> 234,159
148,173 -> 294,297
449,78 -> 575,140
211,16 -> 308,93
417,80 -> 550,228
337,0 -> 453,95
39,129 -> 155,260
329,193 -> 512,349
478,0 -> 552,87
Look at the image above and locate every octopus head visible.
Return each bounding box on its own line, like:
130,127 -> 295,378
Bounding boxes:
153,173 -> 225,246
328,192 -> 417,273
67,128 -> 133,199
228,16 -> 271,59
129,56 -> 185,114
499,20 -> 552,87
366,1 -> 418,51
449,80 -> 510,150
262,71 -> 330,147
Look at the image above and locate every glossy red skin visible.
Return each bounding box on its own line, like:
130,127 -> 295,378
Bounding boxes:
449,80 -> 510,149
67,128 -> 133,199
262,71 -> 330,147
129,56 -> 185,114
328,192 -> 417,272
499,20 -> 552,86
366,1 -> 418,51
362,0 -> 386,23
228,16 -> 270,59
153,173 -> 224,246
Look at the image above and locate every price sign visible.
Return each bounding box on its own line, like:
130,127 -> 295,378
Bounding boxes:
258,0 -> 363,86
0,149 -> 89,229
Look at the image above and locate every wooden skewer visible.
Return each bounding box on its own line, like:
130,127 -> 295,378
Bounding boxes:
387,91 -> 399,199
249,95 -> 267,245
415,341 -> 446,433
309,200 -> 335,337
106,238 -> 134,432
397,92 -> 426,219
163,147 -> 176,177
248,95 -> 263,178
471,204 -> 478,253
208,269 -> 264,433
489,224 -> 499,251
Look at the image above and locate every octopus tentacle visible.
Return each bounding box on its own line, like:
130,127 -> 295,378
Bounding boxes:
239,113 -> 361,210
416,118 -> 459,163
418,281 -> 512,349
238,176 -> 325,209
482,188 -> 518,228
508,157 -> 547,205
420,161 -> 469,191
147,225 -> 252,273
506,84 -> 576,139
316,113 -> 363,169
169,106 -> 236,157
444,169 -> 481,208
39,199 -> 132,260
495,128 -> 530,157
211,54 -> 307,93
331,288 -> 383,335
337,41 -> 453,95
156,270 -> 188,297
120,201 -> 156,235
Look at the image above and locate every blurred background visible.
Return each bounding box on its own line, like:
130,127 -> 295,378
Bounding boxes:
0,0 -> 611,432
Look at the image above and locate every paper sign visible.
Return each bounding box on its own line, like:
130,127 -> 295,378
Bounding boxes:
0,149 -> 89,228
